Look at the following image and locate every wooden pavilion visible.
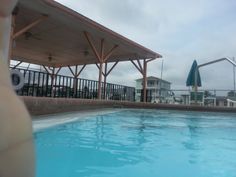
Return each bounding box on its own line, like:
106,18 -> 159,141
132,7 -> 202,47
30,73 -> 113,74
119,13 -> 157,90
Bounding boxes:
10,0 -> 162,102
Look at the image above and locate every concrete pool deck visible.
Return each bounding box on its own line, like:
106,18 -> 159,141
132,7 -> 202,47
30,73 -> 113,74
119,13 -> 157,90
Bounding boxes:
33,108 -> 121,131
21,96 -> 236,116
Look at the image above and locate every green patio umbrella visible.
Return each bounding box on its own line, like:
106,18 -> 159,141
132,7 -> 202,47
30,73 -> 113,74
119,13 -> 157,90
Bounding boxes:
186,60 -> 202,87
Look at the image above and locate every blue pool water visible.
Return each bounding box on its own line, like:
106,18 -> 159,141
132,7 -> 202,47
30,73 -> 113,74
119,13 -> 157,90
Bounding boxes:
34,110 -> 236,177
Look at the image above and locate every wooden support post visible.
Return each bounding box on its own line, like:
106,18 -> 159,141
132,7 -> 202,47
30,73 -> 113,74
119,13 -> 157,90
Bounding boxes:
8,13 -> 16,65
51,67 -> 55,97
95,63 -> 105,76
98,62 -> 103,99
96,61 -> 104,99
84,31 -> 118,99
73,65 -> 78,97
42,66 -> 61,97
130,59 -> 144,102
103,62 -> 108,99
101,62 -> 119,99
130,58 -> 157,102
68,64 -> 86,97
143,59 -> 147,103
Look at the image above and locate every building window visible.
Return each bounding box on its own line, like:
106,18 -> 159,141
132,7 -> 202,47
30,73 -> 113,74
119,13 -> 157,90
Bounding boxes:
147,80 -> 155,87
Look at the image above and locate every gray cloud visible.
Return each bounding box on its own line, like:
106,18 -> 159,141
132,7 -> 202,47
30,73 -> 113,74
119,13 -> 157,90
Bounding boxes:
56,0 -> 236,90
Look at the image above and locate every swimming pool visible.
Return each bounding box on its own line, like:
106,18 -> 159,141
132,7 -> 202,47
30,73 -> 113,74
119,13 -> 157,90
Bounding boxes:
34,109 -> 236,177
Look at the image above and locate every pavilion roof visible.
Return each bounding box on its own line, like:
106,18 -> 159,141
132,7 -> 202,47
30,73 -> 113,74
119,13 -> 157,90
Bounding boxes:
12,0 -> 162,67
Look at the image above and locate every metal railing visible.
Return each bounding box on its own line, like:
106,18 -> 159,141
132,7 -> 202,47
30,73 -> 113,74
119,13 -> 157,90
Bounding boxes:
11,67 -> 135,101
166,89 -> 236,107
136,89 -> 236,107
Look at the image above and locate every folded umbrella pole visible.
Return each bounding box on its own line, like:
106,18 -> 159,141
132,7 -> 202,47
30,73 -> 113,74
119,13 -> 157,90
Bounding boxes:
186,60 -> 202,104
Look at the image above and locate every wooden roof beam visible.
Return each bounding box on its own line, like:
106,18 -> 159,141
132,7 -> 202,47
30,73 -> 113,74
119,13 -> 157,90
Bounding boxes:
130,59 -> 143,75
95,63 -> 105,76
55,67 -> 62,75
106,61 -> 118,76
76,64 -> 86,77
42,65 -> 51,74
137,59 -> 143,72
43,65 -> 61,76
13,15 -> 48,39
68,64 -> 89,78
68,65 -> 75,76
147,58 -> 156,63
103,44 -> 119,62
84,31 -> 101,62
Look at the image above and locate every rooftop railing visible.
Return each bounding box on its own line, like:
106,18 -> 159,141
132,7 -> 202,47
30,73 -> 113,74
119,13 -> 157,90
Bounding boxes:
135,88 -> 236,107
11,67 -> 135,102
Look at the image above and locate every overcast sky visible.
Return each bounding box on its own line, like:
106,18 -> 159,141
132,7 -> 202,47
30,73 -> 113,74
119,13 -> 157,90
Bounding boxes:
55,0 -> 236,90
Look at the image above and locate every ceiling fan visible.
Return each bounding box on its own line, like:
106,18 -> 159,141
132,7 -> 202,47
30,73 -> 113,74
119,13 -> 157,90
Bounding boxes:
12,31 -> 42,48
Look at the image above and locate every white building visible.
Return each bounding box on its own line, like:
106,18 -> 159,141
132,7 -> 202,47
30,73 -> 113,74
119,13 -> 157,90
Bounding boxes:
135,76 -> 171,102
